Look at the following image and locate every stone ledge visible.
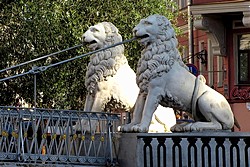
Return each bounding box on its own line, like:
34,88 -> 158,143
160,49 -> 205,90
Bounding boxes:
118,132 -> 250,167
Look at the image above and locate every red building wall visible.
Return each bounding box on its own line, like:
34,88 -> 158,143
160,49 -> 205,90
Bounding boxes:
177,0 -> 250,131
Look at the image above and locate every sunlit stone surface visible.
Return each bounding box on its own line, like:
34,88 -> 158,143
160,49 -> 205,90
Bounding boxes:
120,14 -> 234,133
75,21 -> 176,132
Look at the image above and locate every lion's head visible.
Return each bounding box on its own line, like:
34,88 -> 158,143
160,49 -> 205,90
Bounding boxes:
82,22 -> 122,50
133,14 -> 175,46
83,22 -> 128,94
134,14 -> 188,92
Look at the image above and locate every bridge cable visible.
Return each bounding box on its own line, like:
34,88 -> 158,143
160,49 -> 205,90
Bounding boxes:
0,44 -> 83,74
0,37 -> 137,82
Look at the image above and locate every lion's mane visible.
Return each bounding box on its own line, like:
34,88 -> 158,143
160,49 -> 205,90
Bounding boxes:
85,22 -> 128,94
136,15 -> 188,110
136,15 -> 188,92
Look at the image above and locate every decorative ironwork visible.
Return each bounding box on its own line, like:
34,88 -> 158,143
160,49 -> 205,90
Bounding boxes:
0,107 -> 120,166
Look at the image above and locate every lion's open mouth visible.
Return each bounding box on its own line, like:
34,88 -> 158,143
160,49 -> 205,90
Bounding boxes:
88,40 -> 97,44
137,34 -> 149,39
85,40 -> 98,50
136,34 -> 150,45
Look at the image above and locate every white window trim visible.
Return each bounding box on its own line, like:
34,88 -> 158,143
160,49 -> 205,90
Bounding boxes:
217,56 -> 223,87
207,39 -> 214,87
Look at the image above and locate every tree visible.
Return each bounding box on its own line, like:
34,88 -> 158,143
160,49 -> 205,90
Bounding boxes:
0,0 -> 179,109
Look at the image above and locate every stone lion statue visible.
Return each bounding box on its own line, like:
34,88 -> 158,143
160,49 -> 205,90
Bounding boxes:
120,14 -> 235,132
74,21 -> 176,132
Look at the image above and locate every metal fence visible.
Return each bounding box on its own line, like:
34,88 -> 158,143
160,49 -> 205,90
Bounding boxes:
137,132 -> 250,167
0,106 -> 121,166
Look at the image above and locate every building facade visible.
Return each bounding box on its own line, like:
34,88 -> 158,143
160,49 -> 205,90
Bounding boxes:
175,0 -> 250,131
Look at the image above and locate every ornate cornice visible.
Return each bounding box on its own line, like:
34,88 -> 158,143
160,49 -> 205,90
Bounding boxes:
194,16 -> 226,56
191,1 -> 249,15
192,1 -> 250,56
243,11 -> 250,27
191,1 -> 250,28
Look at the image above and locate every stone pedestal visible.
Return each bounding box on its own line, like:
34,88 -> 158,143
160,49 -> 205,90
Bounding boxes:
117,133 -> 139,167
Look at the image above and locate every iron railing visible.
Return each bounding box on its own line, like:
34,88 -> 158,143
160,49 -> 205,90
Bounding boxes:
0,106 -> 121,166
137,132 -> 250,167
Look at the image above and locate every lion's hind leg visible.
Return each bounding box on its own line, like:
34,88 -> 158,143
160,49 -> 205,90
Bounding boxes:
181,91 -> 231,132
170,122 -> 190,132
171,120 -> 223,132
183,121 -> 223,132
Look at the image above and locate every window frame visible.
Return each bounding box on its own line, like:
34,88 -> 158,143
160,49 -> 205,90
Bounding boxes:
235,33 -> 250,85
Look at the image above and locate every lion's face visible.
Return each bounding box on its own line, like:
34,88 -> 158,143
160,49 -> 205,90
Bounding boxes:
133,14 -> 173,46
82,22 -> 122,50
82,23 -> 106,50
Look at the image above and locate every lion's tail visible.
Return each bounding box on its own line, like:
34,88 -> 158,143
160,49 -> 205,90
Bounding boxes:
234,116 -> 241,131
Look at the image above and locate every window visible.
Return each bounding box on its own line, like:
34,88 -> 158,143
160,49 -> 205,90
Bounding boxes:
217,56 -> 223,87
238,34 -> 250,84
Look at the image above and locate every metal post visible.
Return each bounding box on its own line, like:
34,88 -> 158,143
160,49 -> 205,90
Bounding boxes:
18,111 -> 22,161
32,66 -> 37,163
108,121 -> 113,166
31,66 -> 38,110
34,74 -> 37,109
188,0 -> 194,64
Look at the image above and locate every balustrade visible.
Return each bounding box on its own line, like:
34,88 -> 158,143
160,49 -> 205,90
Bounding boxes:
0,106 -> 120,166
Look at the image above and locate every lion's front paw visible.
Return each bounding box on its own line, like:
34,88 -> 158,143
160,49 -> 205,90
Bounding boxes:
118,123 -> 135,132
182,123 -> 196,131
131,124 -> 149,133
170,124 -> 184,132
182,123 -> 205,132
170,122 -> 191,132
184,122 -> 222,132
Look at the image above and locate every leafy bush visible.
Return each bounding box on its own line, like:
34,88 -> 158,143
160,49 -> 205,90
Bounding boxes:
0,0 -> 179,109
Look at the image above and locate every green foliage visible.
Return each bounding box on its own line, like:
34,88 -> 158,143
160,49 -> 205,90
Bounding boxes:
0,0 -> 179,109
